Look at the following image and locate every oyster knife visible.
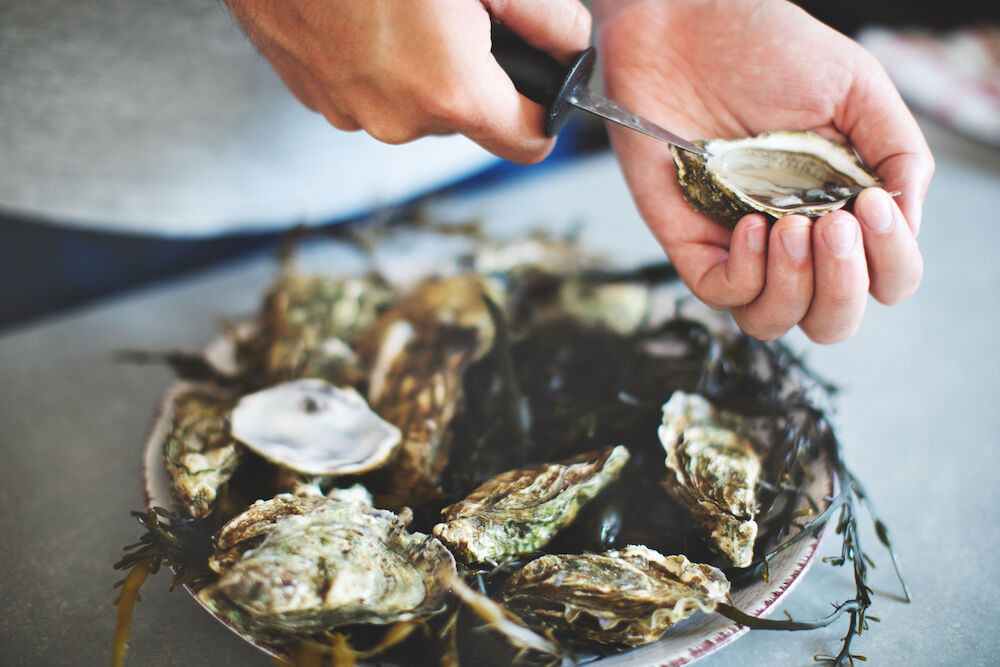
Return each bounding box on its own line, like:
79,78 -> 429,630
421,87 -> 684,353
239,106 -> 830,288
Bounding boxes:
490,21 -> 708,157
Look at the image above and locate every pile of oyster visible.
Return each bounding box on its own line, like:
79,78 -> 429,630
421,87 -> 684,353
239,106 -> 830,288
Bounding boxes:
156,229 -> 828,663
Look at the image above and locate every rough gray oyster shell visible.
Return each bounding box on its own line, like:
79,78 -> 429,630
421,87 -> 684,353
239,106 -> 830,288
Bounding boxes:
200,495 -> 456,636
499,546 -> 729,647
658,391 -> 762,567
433,445 -> 630,564
672,130 -> 881,226
162,387 -> 242,518
355,274 -> 505,500
247,272 -> 394,384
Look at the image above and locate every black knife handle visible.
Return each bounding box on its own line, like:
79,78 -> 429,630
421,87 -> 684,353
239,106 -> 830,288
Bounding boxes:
490,20 -> 596,137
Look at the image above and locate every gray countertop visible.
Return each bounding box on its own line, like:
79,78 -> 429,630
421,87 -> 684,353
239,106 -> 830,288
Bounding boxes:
2,117 -> 999,666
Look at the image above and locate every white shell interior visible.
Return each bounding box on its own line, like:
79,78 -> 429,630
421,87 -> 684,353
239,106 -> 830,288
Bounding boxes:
230,379 -> 401,476
704,133 -> 879,215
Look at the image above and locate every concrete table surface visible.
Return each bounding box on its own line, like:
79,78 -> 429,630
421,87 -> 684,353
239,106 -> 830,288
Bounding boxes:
2,118 -> 998,666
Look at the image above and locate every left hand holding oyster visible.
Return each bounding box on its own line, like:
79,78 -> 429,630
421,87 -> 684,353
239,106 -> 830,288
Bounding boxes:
594,0 -> 932,343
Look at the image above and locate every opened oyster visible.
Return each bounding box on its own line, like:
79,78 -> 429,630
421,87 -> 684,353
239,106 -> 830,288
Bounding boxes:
672,131 -> 881,226
500,546 -> 729,646
433,445 -> 630,564
659,391 -> 762,567
229,378 -> 401,477
200,496 -> 456,636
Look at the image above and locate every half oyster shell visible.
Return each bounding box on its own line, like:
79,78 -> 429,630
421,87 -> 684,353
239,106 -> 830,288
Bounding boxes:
499,546 -> 729,647
672,131 -> 880,226
229,378 -> 401,477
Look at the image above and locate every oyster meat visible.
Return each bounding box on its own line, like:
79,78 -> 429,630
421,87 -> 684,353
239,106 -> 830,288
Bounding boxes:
162,388 -> 242,518
672,130 -> 881,226
433,445 -> 631,564
499,546 -> 729,646
659,391 -> 762,567
229,378 -> 401,477
200,496 -> 456,636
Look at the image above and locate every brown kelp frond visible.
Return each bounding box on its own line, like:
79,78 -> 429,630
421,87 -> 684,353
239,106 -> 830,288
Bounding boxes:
111,508 -> 216,667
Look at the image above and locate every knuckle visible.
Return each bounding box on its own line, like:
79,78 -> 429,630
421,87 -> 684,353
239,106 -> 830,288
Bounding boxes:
364,120 -> 421,145
873,260 -> 923,305
318,106 -> 360,132
822,272 -> 869,308
508,141 -> 552,165
733,314 -> 788,342
803,323 -> 858,345
429,96 -> 481,139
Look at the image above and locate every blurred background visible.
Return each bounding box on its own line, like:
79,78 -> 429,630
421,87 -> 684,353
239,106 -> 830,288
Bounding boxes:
1,0 -> 999,330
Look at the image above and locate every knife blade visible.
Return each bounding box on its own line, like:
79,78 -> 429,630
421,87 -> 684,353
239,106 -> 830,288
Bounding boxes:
490,21 -> 708,157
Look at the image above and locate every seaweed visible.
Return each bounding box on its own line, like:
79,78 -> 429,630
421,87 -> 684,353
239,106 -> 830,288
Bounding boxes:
111,508 -> 217,667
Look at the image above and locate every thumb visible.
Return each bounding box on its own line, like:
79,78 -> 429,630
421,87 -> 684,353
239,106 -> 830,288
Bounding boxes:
483,0 -> 592,63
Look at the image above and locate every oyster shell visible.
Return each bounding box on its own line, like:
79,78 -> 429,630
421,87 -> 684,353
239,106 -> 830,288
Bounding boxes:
162,388 -> 242,518
658,391 -> 762,567
229,378 -> 401,477
470,235 -> 602,278
433,445 -> 631,564
200,496 -> 456,636
499,546 -> 729,647
356,274 -> 505,499
672,131 -> 880,226
248,273 -> 394,383
551,280 -> 650,335
207,494 -> 333,573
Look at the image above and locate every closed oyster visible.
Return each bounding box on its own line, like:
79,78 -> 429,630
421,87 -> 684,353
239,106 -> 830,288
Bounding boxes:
356,274 -> 505,499
229,378 -> 401,477
658,391 -> 762,567
162,388 -> 242,518
207,494 -> 333,573
471,236 -> 597,277
551,280 -> 650,335
672,131 -> 880,226
433,445 -> 631,564
249,273 -> 394,383
200,496 -> 456,636
499,546 -> 729,647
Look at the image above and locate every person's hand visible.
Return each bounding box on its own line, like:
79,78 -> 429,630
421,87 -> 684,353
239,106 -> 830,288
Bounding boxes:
594,0 -> 932,343
222,0 -> 590,164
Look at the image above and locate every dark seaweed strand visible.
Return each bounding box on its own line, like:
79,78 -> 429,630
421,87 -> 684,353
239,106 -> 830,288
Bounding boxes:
481,291 -> 532,453
721,415 -> 908,666
112,349 -> 243,388
677,326 -> 907,666
113,507 -> 216,589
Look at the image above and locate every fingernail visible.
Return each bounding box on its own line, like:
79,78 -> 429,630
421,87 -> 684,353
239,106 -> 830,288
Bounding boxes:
859,188 -> 894,234
780,226 -> 810,261
822,218 -> 859,258
747,221 -> 767,254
